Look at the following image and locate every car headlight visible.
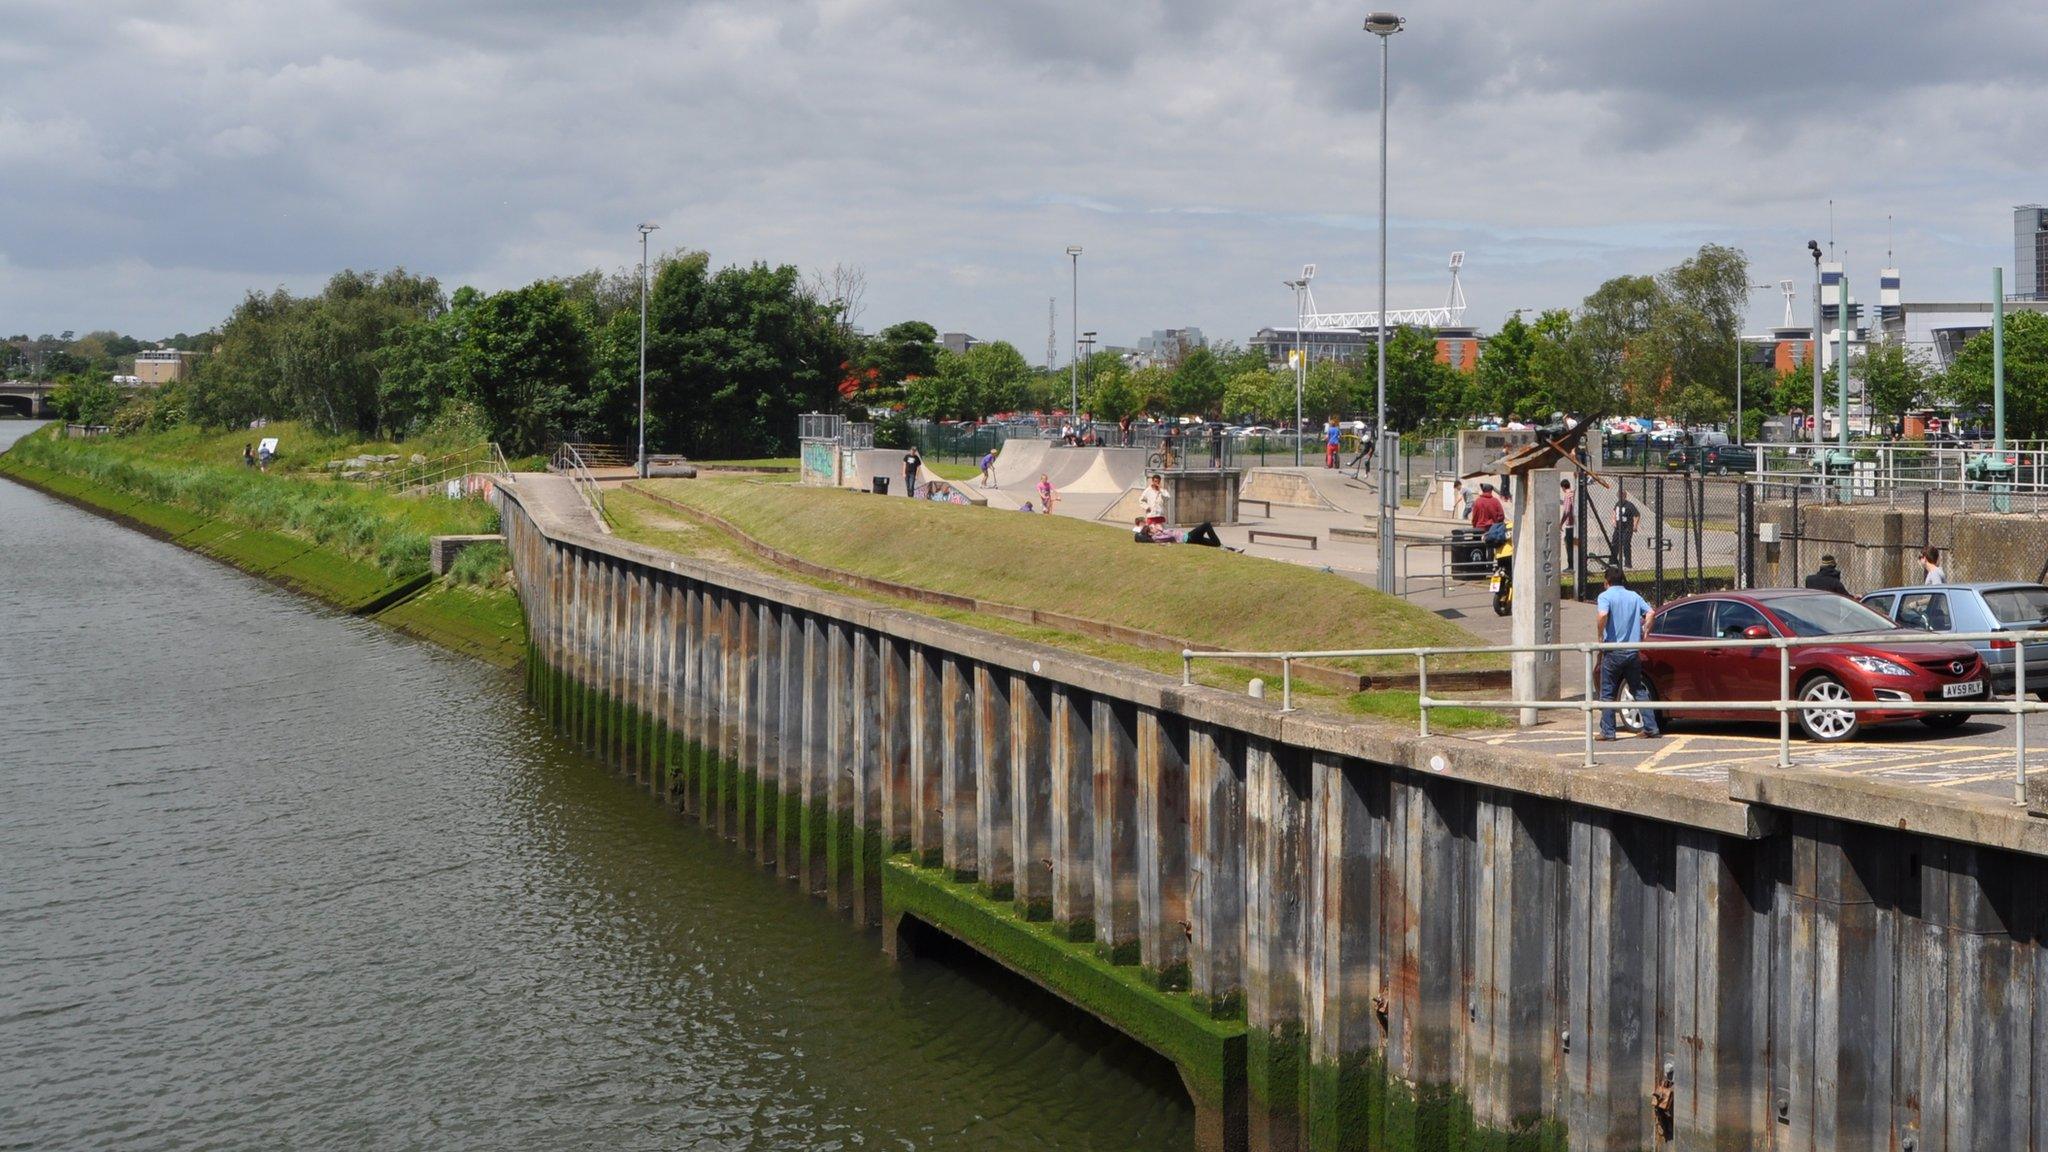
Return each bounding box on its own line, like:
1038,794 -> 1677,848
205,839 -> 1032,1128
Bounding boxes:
1848,655 -> 1913,677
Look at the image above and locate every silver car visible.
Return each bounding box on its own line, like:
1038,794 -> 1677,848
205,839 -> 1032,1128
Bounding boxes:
1859,582 -> 2048,699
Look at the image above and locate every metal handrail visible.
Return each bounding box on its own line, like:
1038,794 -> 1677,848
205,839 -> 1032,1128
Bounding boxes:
1182,628 -> 2047,804
383,442 -> 511,494
552,441 -> 609,529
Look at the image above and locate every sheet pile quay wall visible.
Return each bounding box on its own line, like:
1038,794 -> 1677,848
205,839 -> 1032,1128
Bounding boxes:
498,478 -> 2048,1152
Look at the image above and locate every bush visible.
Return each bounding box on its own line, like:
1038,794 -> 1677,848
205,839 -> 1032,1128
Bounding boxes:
445,541 -> 509,586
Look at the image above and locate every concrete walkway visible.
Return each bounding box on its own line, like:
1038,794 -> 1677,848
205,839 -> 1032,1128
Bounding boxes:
502,472 -> 607,535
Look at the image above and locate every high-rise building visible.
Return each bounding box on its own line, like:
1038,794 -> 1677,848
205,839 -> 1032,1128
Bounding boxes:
2017,205 -> 2048,301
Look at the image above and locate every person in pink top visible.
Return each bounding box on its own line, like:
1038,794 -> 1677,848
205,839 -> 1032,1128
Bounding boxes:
1036,473 -> 1056,514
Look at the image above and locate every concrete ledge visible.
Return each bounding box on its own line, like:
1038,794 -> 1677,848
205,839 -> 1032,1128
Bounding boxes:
430,533 -> 505,575
1730,765 -> 2048,857
883,858 -> 1246,1113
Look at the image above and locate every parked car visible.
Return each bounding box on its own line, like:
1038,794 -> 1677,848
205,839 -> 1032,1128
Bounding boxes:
1859,582 -> 2048,699
1626,589 -> 1987,742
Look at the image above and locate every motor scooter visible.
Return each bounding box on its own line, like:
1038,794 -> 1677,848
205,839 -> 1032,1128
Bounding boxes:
1489,524 -> 1514,617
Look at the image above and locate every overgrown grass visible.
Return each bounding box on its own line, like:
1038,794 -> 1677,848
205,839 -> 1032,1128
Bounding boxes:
445,541 -> 510,586
5,424 -> 497,578
623,478 -> 1501,674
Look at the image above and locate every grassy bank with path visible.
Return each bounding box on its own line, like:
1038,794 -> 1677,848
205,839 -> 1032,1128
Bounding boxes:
605,477 -> 1507,729
0,423 -> 527,668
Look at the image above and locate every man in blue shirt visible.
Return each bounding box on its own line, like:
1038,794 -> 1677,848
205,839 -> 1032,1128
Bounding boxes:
1595,566 -> 1660,740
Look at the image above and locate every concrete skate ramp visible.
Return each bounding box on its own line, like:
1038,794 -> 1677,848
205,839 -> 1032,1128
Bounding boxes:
845,448 -> 949,495
987,437 -> 1050,490
1240,466 -> 1375,515
1097,486 -> 1147,524
1060,448 -> 1149,494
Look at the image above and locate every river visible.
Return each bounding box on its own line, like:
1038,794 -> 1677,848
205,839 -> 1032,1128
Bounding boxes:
0,421 -> 1192,1150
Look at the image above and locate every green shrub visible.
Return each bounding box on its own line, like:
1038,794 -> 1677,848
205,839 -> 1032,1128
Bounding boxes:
445,541 -> 509,586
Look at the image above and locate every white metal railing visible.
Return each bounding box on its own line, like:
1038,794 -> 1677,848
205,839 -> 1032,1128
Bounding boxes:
551,441 -> 609,529
383,442 -> 510,495
1182,629 -> 2048,805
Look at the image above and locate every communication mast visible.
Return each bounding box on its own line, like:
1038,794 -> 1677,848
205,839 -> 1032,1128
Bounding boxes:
1046,298 -> 1057,369
1780,280 -> 1797,328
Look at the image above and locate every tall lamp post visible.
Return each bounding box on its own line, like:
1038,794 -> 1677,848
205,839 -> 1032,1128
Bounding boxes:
1808,240 -> 1824,448
1365,11 -> 1404,593
1284,271 -> 1312,465
1733,282 -> 1772,445
637,222 -> 659,479
1066,246 -> 1083,418
1078,332 -> 1097,425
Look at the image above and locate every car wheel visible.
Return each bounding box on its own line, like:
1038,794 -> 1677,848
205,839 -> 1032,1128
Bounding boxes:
1797,675 -> 1860,742
1922,712 -> 1969,730
1617,679 -> 1664,733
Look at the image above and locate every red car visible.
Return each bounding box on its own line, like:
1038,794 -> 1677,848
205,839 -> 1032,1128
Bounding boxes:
1627,589 -> 1988,742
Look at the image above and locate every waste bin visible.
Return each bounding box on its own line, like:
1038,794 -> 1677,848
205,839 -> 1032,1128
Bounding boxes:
1449,528 -> 1488,581
873,476 -> 889,495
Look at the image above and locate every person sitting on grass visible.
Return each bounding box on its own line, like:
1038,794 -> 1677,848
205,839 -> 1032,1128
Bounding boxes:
1132,518 -> 1223,547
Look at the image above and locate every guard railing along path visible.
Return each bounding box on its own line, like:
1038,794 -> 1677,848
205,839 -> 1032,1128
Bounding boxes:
550,441 -> 609,529
1185,628 -> 2048,804
383,442 -> 510,495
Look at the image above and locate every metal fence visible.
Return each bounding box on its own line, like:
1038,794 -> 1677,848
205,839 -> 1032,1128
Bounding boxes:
1183,629 -> 2046,802
1562,474 -> 1743,604
549,441 -> 609,530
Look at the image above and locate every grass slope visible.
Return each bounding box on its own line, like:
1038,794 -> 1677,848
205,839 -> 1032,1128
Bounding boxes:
629,477 -> 1490,670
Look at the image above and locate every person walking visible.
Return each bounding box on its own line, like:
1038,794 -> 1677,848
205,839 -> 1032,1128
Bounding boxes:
1036,472 -> 1057,515
1921,546 -> 1946,585
1595,566 -> 1660,742
243,443 -> 256,469
902,446 -> 923,498
1138,473 -> 1169,532
1323,417 -> 1341,468
1612,484 -> 1640,569
1559,476 -> 1577,573
1804,554 -> 1850,596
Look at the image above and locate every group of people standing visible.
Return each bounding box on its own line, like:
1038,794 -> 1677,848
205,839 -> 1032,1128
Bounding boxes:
1462,473 -> 1644,571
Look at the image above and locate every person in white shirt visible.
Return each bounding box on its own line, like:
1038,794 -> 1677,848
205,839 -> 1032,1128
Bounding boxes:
1138,474 -> 1169,530
1921,546 -> 1946,585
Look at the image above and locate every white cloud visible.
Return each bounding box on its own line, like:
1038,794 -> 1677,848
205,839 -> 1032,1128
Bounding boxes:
0,0 -> 2040,349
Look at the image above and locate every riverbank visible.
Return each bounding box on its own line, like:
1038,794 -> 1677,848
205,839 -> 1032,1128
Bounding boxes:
0,425 -> 526,668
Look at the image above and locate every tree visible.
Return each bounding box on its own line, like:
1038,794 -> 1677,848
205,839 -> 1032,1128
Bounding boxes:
1577,274 -> 1664,413
1946,311 -> 2048,439
449,281 -> 590,454
958,340 -> 1031,417
1474,312 -> 1537,419
1670,382 -> 1730,430
1167,346 -> 1226,417
594,256 -> 852,457
1083,353 -> 1140,421
870,321 -> 941,386
1860,340 -> 1930,433
1129,365 -> 1173,416
1381,327 -> 1457,431
1223,369 -> 1289,422
1527,309 -> 1612,417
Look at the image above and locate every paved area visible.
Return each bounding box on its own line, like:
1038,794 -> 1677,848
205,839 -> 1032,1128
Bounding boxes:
1466,710 -> 2047,805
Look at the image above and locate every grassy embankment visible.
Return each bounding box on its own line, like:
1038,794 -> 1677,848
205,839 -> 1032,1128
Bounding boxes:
0,423 -> 526,668
605,477 -> 1509,729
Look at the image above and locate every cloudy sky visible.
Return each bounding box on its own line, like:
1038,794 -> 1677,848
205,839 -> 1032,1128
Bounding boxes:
3,0 -> 2042,352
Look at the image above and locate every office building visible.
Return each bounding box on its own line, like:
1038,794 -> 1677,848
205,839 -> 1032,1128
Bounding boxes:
134,348 -> 199,385
2018,205 -> 2048,301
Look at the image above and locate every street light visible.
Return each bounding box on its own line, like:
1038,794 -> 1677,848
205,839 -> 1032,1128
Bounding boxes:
1066,246 -> 1083,418
1734,282 -> 1772,446
1284,268 -> 1313,465
1079,331 -> 1097,426
1808,239 -> 1823,447
1366,10 -> 1404,593
638,222 -> 659,479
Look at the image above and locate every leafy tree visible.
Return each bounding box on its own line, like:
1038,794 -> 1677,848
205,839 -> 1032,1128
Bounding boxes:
1859,340 -> 1930,432
1222,369 -> 1289,422
1129,365 -> 1173,416
448,281 -> 590,454
1083,353 -> 1141,421
870,320 -> 941,385
1577,273 -> 1664,413
1670,382 -> 1730,430
1380,327 -> 1457,431
48,375 -> 120,424
904,352 -> 970,420
1167,346 -> 1226,417
1474,312 -> 1537,419
1527,309 -> 1610,417
958,340 -> 1031,417
594,255 -> 851,457
1947,311 -> 2048,439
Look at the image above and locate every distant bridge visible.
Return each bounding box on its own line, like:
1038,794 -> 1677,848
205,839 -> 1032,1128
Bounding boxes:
0,380 -> 51,418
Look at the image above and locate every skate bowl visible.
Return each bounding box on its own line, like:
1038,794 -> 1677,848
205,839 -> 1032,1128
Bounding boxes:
990,444 -> 1148,496
843,449 -> 985,505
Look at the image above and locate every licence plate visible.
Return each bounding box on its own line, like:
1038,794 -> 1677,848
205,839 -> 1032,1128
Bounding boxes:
1489,575 -> 1502,591
1942,680 -> 1984,699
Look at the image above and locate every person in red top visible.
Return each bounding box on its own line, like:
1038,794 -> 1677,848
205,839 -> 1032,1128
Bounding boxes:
1469,482 -> 1506,544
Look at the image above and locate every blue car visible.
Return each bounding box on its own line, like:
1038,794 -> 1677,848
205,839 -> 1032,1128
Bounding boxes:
1859,582 -> 2048,699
